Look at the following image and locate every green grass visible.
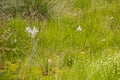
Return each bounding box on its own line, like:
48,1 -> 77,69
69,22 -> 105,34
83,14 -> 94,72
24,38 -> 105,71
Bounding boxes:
0,0 -> 120,80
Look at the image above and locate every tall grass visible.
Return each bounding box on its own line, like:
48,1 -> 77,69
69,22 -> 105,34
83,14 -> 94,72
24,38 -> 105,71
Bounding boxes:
0,0 -> 120,80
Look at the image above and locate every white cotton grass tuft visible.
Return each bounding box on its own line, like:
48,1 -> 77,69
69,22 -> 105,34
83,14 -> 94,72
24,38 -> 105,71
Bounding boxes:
77,26 -> 82,31
26,26 -> 38,38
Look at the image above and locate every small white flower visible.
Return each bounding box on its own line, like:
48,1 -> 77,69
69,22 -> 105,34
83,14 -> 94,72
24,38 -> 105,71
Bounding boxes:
77,26 -> 82,31
101,39 -> 106,42
110,17 -> 114,20
31,26 -> 39,38
26,26 -> 38,38
26,27 -> 31,33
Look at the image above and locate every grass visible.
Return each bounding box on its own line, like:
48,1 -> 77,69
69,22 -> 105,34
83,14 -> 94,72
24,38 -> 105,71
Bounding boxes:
0,0 -> 120,80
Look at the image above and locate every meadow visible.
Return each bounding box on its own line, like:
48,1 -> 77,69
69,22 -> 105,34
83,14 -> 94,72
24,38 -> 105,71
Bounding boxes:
0,0 -> 120,80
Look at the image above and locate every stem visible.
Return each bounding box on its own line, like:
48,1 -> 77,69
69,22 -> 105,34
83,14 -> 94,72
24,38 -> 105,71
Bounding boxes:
29,37 -> 36,77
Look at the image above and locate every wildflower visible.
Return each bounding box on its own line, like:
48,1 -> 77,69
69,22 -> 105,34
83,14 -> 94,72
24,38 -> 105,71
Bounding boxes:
26,26 -> 38,38
101,39 -> 106,42
31,26 -> 38,38
110,17 -> 114,20
77,26 -> 82,31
